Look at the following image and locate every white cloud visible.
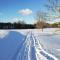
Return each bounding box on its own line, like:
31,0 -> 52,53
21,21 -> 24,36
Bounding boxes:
47,18 -> 60,24
9,17 -> 23,23
11,18 -> 19,23
18,9 -> 32,15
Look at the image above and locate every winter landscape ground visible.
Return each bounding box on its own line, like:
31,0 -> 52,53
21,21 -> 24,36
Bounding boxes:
0,28 -> 60,60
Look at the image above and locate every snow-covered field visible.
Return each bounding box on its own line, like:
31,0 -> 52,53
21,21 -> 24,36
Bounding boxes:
0,28 -> 60,60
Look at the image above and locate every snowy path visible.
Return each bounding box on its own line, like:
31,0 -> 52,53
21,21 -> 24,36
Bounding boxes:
0,29 -> 60,60
15,30 -> 58,60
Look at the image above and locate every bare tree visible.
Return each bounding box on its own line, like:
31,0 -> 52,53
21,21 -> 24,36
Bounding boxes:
45,0 -> 60,19
35,11 -> 47,31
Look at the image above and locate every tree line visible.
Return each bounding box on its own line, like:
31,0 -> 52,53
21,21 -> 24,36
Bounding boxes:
0,21 -> 60,29
0,22 -> 35,29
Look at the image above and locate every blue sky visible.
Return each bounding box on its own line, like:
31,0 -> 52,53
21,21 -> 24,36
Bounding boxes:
0,0 -> 56,24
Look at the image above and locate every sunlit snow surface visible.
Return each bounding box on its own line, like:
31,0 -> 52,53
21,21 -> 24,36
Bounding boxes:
0,28 -> 60,60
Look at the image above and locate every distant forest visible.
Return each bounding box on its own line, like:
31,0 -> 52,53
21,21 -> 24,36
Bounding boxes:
0,21 -> 60,29
0,22 -> 35,29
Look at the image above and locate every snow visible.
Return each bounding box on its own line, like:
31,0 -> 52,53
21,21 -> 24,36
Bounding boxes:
0,28 -> 60,60
0,30 -> 9,38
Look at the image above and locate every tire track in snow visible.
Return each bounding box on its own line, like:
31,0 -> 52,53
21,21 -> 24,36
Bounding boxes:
12,31 -> 30,60
32,32 -> 58,60
15,31 -> 35,60
31,33 -> 48,60
12,30 -> 58,60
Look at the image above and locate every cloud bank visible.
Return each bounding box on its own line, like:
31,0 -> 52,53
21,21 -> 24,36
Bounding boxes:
18,9 -> 32,15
